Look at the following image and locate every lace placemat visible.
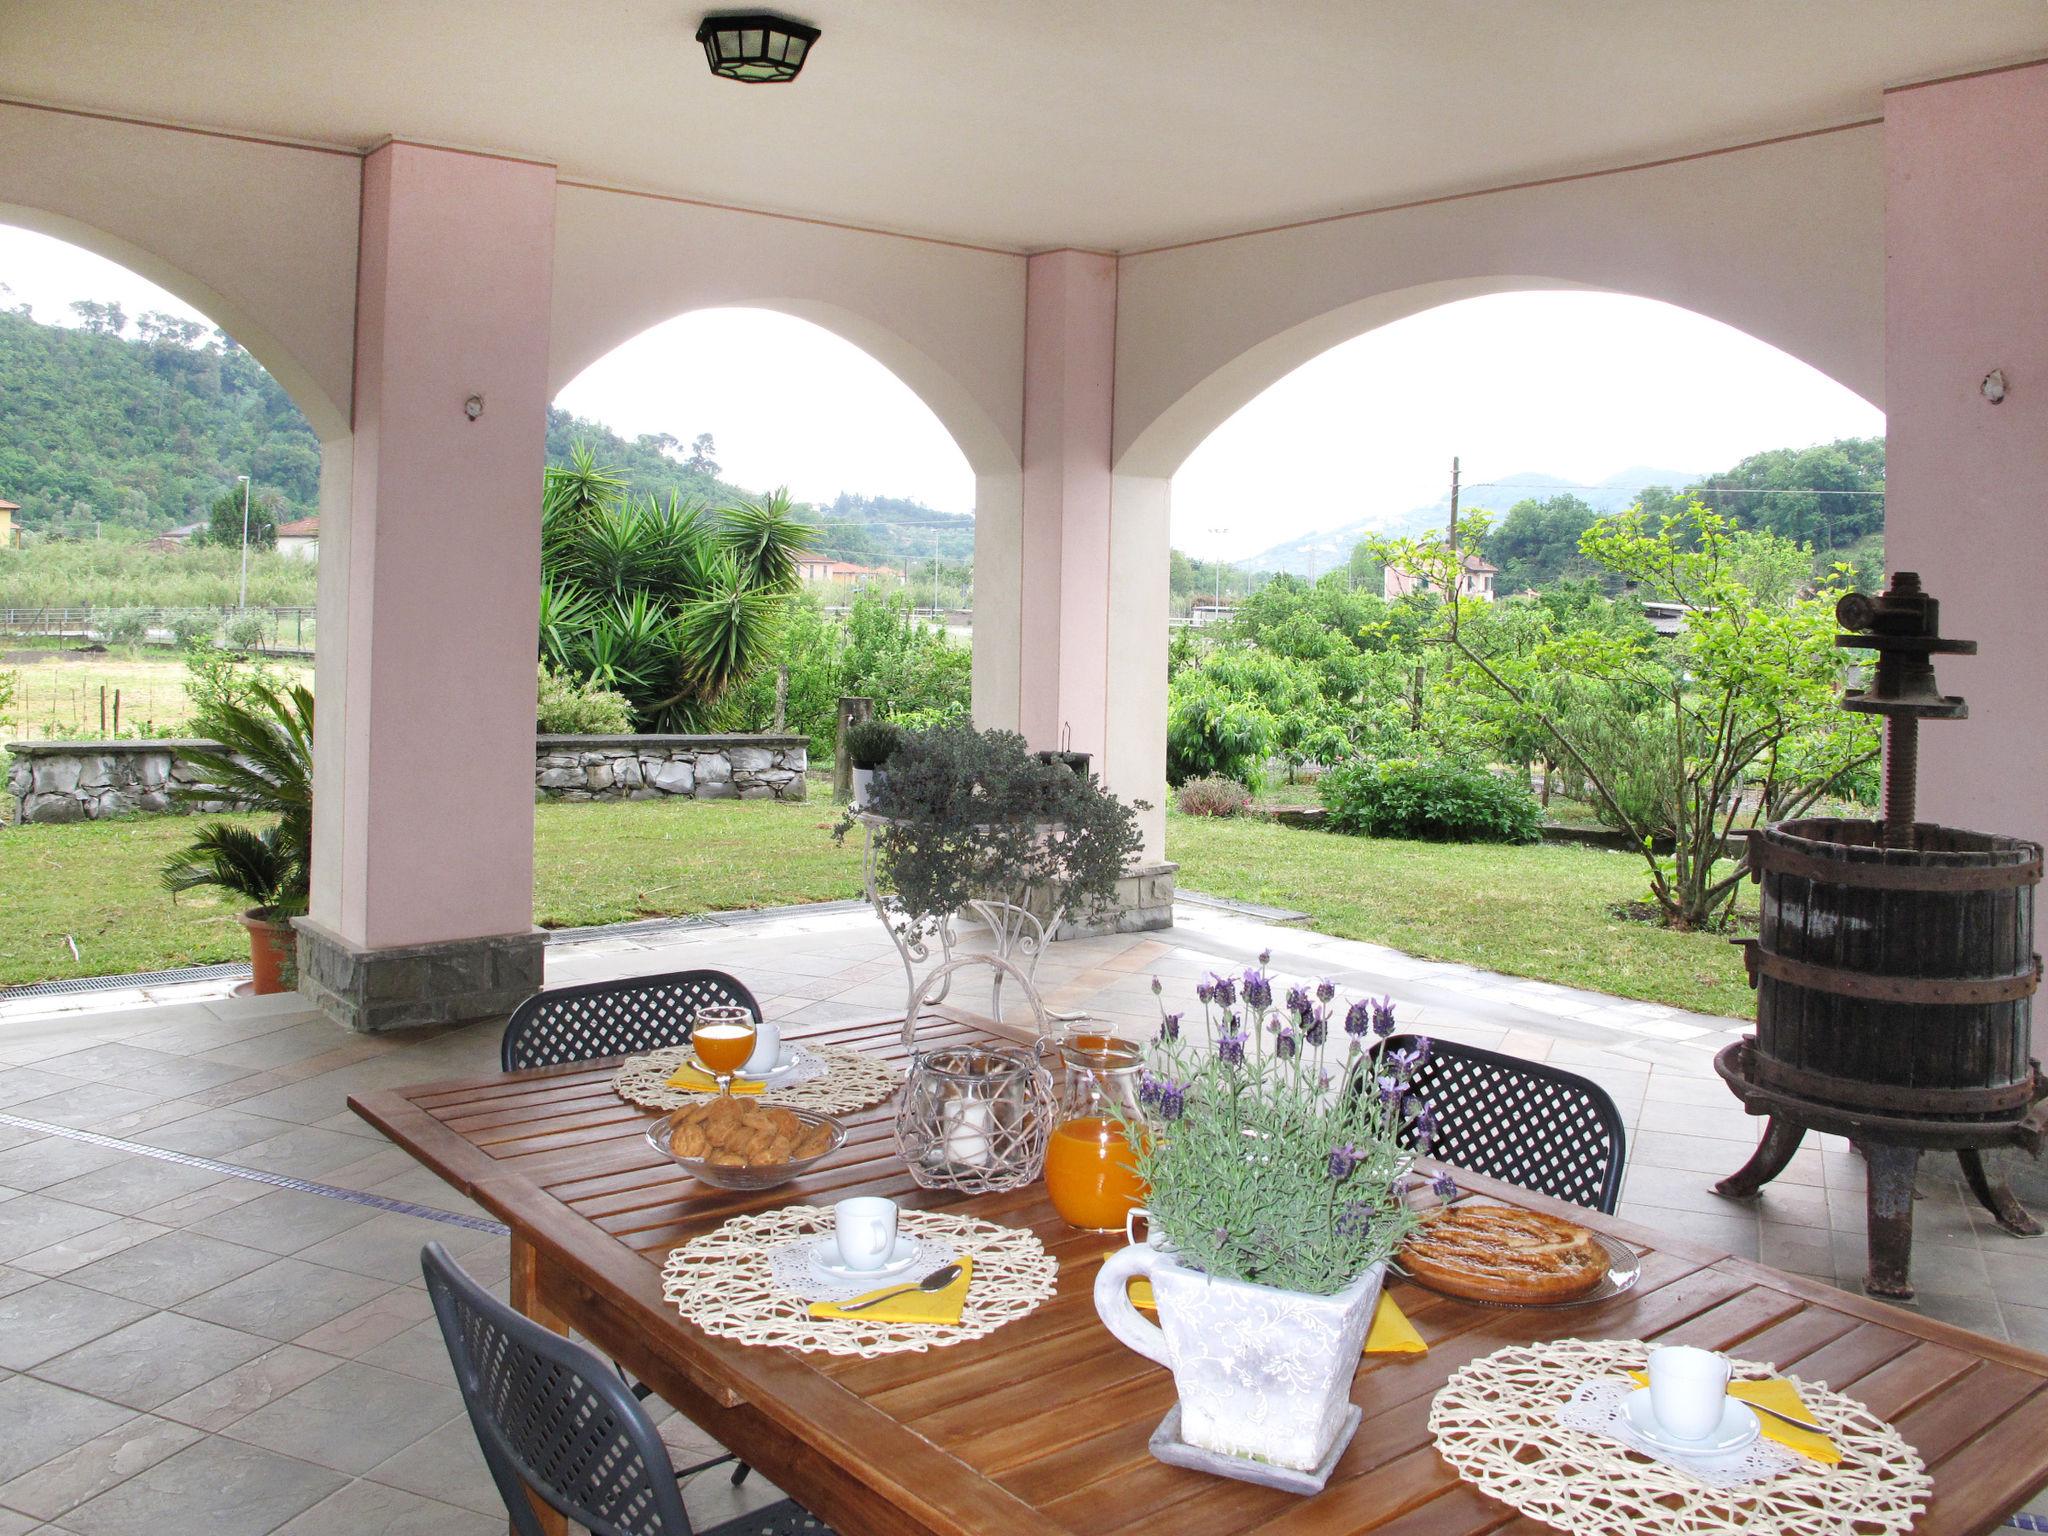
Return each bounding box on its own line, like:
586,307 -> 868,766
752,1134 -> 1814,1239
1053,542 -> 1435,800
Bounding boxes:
763,1231 -> 949,1304
1556,1379 -> 1800,1488
613,1042 -> 901,1117
1429,1338 -> 1929,1535
661,1204 -> 1057,1357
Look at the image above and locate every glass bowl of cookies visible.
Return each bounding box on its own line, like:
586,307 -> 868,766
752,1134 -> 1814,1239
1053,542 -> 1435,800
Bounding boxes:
645,1096 -> 847,1190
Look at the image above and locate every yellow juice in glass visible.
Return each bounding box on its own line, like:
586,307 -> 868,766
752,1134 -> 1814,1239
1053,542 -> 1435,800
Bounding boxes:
693,1021 -> 757,1077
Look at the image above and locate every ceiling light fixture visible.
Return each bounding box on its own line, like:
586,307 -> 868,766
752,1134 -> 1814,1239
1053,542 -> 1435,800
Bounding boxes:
694,12 -> 820,83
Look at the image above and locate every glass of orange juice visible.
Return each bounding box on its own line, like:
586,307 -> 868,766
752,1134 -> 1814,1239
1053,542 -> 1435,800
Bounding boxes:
691,1005 -> 758,1098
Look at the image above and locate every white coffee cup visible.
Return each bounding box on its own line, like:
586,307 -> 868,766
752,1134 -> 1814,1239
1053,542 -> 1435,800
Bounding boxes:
833,1196 -> 898,1272
742,1016 -> 782,1076
1647,1345 -> 1731,1441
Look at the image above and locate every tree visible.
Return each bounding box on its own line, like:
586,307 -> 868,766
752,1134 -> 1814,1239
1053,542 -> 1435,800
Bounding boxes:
206,485 -> 281,550
1372,501 -> 1877,929
69,300 -> 126,337
686,432 -> 720,476
1480,493 -> 1598,592
136,311 -> 206,347
1691,438 -> 1884,554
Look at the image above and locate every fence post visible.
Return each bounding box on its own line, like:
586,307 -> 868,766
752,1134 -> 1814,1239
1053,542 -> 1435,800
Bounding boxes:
773,665 -> 789,733
834,696 -> 873,803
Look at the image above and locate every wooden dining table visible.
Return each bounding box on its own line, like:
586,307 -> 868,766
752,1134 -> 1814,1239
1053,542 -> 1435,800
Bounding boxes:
351,1009 -> 2048,1536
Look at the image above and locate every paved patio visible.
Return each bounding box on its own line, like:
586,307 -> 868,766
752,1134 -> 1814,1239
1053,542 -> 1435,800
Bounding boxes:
0,899 -> 2043,1533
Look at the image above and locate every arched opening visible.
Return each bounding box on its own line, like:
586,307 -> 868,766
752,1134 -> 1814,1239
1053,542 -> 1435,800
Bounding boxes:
0,219 -> 331,985
1170,289 -> 1884,601
529,306 -> 980,929
1155,287 -> 1886,966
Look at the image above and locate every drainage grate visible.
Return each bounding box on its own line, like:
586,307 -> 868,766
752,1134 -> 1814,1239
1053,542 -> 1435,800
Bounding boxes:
0,960 -> 250,1002
0,1112 -> 509,1236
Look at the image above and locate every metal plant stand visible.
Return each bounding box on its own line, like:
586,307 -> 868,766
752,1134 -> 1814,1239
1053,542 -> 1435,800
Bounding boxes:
856,814 -> 1063,1044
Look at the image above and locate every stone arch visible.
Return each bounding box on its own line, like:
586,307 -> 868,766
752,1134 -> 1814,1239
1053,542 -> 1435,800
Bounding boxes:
0,203 -> 352,444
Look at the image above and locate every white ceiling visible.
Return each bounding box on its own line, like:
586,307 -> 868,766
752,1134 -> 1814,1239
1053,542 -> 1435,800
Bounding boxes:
5,1 -> 2047,252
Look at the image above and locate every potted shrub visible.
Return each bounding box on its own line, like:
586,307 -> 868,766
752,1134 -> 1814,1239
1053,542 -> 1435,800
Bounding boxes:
843,718 -> 904,810
161,681 -> 314,995
1093,968 -> 1446,1479
850,722 -> 1142,930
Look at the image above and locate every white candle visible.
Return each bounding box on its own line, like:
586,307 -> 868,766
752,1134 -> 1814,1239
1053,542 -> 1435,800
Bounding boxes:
942,1097 -> 995,1168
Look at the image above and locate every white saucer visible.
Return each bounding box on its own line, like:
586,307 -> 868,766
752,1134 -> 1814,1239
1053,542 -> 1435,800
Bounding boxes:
807,1234 -> 921,1282
1621,1388 -> 1759,1456
732,1044 -> 798,1084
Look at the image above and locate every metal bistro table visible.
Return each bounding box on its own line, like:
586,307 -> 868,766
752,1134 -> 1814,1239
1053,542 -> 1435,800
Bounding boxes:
352,1010 -> 2048,1536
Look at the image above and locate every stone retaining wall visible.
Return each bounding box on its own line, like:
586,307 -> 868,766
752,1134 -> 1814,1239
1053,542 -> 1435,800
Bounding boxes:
4,733 -> 810,823
3,740 -> 234,823
534,735 -> 808,802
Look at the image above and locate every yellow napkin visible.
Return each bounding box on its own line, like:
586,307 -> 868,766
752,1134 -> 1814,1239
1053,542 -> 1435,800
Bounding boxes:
1128,1279 -> 1426,1355
810,1255 -> 973,1324
664,1062 -> 763,1095
1626,1370 -> 1839,1465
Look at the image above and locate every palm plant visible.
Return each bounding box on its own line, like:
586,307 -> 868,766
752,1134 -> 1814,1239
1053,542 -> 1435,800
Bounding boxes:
161,680 -> 315,917
538,447 -> 814,732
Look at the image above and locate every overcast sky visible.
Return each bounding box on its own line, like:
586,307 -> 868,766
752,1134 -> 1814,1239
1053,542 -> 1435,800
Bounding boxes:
3,224 -> 1882,561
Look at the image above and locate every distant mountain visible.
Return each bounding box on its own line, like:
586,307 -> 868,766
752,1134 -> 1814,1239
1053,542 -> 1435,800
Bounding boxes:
1236,466 -> 1703,576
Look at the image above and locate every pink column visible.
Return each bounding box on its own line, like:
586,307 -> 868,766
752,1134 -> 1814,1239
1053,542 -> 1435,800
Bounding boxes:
1009,251 -> 1171,874
1884,64 -> 2048,854
1018,250 -> 1118,756
299,141 -> 556,1030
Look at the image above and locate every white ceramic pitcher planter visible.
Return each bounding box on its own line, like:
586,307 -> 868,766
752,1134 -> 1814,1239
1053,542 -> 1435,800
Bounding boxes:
1094,1240 -> 1385,1472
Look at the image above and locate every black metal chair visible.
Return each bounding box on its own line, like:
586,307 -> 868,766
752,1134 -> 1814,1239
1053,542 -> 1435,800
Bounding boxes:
498,967 -> 764,1480
500,969 -> 763,1073
421,1243 -> 833,1536
1379,1034 -> 1628,1214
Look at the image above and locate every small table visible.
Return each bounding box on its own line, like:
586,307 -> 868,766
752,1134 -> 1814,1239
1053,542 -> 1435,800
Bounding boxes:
353,1011 -> 2048,1536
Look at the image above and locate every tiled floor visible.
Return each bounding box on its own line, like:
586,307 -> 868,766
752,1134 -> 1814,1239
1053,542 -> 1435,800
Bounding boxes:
0,897 -> 2044,1532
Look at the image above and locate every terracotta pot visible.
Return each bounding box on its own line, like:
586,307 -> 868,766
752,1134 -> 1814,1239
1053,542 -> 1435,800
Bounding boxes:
240,911 -> 296,995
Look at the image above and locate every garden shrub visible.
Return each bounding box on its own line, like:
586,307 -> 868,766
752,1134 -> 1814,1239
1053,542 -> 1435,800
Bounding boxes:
167,609 -> 220,647
1319,757 -> 1541,843
102,609 -> 152,646
536,665 -> 633,734
222,611 -> 268,650
1176,775 -> 1252,818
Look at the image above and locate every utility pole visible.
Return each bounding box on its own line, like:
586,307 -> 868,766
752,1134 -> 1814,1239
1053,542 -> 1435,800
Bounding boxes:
236,474 -> 253,610
1446,456 -> 1461,641
1206,526 -> 1230,624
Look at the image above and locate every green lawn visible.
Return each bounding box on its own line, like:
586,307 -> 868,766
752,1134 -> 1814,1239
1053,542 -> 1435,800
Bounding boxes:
1164,810 -> 1757,1020
0,797 -> 1754,1017
0,800 -> 863,990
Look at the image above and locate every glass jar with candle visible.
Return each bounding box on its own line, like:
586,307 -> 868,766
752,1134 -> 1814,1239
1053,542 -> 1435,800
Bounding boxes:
894,1044 -> 1053,1194
1038,1034 -> 1149,1231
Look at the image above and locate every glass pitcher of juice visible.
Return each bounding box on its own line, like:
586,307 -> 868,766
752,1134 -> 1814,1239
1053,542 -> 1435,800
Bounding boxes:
1037,1034 -> 1149,1231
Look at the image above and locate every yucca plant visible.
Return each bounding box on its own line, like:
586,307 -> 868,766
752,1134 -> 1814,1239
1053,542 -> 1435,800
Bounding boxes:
161,680 -> 315,918
538,446 -> 815,732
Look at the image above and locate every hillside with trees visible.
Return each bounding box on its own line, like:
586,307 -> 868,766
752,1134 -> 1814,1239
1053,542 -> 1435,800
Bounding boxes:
0,301 -> 322,535
0,299 -> 970,561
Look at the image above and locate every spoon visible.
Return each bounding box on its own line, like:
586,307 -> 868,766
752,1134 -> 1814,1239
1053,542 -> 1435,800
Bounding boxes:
1740,1398 -> 1826,1434
832,1262 -> 964,1312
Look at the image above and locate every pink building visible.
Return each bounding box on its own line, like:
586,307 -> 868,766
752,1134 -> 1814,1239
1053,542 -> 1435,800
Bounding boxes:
1383,552 -> 1498,603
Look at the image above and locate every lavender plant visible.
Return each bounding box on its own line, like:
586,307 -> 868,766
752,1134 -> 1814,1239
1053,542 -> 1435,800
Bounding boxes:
1108,957 -> 1452,1296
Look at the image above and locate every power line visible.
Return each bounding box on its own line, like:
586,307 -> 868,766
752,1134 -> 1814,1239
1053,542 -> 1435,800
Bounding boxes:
1463,482 -> 1883,497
